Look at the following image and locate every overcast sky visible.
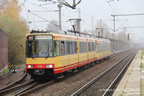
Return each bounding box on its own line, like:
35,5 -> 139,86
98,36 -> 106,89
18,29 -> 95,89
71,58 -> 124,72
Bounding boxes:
20,0 -> 144,43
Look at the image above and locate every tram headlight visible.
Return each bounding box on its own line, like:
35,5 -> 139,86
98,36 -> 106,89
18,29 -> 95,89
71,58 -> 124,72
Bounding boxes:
46,65 -> 53,68
27,65 -> 33,68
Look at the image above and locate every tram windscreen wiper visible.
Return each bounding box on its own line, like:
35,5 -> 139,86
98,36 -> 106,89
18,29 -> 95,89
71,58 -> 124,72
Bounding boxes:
45,50 -> 53,59
32,54 -> 34,59
46,55 -> 49,59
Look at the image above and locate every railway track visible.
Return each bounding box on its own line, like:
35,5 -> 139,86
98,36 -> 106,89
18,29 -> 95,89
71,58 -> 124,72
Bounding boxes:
0,81 -> 35,96
110,49 -> 129,58
0,73 -> 26,91
16,80 -> 55,96
0,49 -> 130,96
16,49 -> 131,96
71,50 -> 137,96
102,51 -> 137,96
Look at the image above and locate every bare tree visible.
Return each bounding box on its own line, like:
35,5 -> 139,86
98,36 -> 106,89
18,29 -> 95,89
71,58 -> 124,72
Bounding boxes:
46,19 -> 59,31
0,0 -> 8,13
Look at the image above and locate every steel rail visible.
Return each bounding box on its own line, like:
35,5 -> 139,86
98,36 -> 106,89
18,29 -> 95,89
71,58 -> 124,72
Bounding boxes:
17,80 -> 55,96
0,73 -> 26,91
71,52 -> 132,96
102,51 -> 137,96
15,81 -> 37,96
110,49 -> 129,58
0,80 -> 34,95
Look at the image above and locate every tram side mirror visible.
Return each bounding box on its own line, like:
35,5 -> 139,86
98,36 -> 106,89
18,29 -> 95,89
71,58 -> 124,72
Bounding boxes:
61,41 -> 64,44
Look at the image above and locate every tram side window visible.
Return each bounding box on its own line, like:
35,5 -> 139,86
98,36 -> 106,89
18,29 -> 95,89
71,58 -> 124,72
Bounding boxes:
70,41 -> 73,54
98,43 -> 100,52
95,42 -> 97,52
65,41 -> 67,55
103,43 -> 104,52
72,41 -> 75,54
74,41 -> 77,53
108,43 -> 109,51
85,42 -> 87,52
105,42 -> 107,51
79,42 -> 81,53
96,43 -> 99,52
84,42 -> 86,53
99,43 -> 102,52
61,41 -> 65,55
101,43 -> 103,52
91,42 -> 93,51
93,42 -> 95,51
102,43 -> 104,52
54,41 -> 60,56
82,42 -> 84,53
90,42 -> 93,52
67,41 -> 70,54
100,43 -> 102,52
108,43 -> 111,51
88,42 -> 90,52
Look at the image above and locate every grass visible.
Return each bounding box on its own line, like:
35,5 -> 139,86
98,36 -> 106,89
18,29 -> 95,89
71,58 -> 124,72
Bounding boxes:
3,68 -> 9,73
141,50 -> 143,59
140,62 -> 143,68
0,68 -> 9,77
140,79 -> 142,96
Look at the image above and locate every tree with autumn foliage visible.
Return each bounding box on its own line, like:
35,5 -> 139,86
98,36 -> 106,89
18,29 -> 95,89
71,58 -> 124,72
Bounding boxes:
0,0 -> 29,64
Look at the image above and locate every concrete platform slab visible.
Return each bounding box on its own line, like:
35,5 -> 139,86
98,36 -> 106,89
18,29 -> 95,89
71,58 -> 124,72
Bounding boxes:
112,50 -> 142,96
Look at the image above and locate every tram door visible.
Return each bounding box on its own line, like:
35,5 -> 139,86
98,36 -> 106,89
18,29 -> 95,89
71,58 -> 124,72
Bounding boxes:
69,41 -> 78,69
61,41 -> 68,72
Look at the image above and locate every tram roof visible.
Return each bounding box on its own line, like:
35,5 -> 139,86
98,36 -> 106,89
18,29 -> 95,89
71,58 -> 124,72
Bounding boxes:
29,30 -> 109,41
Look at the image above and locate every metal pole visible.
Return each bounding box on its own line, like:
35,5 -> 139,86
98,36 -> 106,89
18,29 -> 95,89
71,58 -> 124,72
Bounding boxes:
58,1 -> 62,30
98,32 -> 100,37
73,0 -> 75,9
113,16 -> 115,32
102,29 -> 103,37
78,8 -> 81,18
124,28 -> 126,43
91,15 -> 93,35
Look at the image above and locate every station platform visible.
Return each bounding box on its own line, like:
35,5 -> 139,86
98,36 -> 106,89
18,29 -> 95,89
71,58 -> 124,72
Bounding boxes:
113,50 -> 144,96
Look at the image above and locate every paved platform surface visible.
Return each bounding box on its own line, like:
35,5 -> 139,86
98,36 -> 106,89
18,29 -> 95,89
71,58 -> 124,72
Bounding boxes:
113,50 -> 144,96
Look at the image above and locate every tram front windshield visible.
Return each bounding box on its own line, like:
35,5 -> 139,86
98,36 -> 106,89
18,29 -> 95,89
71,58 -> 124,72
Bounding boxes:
26,36 -> 53,58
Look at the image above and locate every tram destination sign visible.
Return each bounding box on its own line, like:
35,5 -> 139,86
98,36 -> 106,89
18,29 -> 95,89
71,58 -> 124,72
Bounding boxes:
35,35 -> 52,39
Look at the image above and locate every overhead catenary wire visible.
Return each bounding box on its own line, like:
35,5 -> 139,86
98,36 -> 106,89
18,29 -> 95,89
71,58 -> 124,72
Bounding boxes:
100,20 -> 114,31
115,19 -> 128,31
24,0 -> 93,31
108,2 -> 123,25
23,1 -> 30,23
64,6 -> 77,13
28,11 -> 70,29
24,0 -> 72,29
25,0 -> 73,19
115,0 -> 136,13
113,0 -> 138,29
